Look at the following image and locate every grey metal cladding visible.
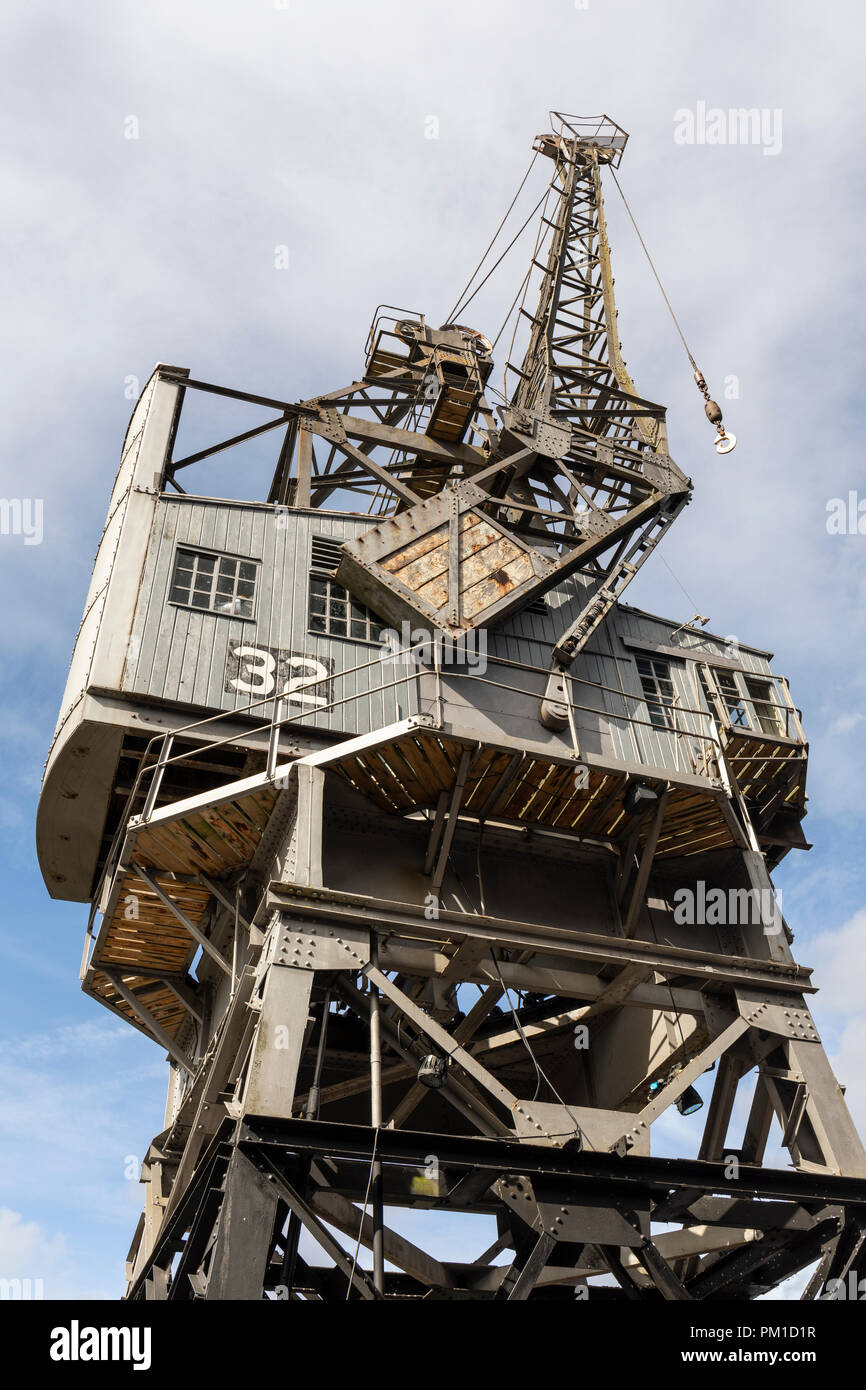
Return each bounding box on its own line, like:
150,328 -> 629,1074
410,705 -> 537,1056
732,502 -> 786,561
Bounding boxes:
121,500 -> 421,737
120,497 -> 777,768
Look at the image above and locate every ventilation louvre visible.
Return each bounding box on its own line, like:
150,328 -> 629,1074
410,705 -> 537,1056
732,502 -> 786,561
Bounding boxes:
310,535 -> 345,575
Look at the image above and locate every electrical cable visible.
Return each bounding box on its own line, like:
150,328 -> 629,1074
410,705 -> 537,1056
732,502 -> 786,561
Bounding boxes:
490,264 -> 532,353
501,143 -> 566,400
608,167 -> 699,374
645,900 -> 688,1058
609,164 -> 736,453
450,183 -> 554,323
659,552 -> 704,617
446,150 -> 539,323
345,1108 -> 380,1299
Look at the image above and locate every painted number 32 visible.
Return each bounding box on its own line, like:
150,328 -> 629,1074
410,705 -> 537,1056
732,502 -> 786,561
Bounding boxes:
228,644 -> 331,710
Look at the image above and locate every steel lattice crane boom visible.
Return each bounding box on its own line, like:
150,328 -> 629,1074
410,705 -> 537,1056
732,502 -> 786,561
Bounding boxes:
307,115 -> 694,681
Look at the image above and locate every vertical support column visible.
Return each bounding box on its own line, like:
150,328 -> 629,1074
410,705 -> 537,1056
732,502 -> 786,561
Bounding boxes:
242,964 -> 314,1118
740,848 -> 792,966
206,1150 -> 280,1300
786,1039 -> 866,1179
267,698 -> 287,780
296,427 -> 313,508
698,1053 -> 741,1161
131,1153 -> 167,1294
369,936 -> 385,1295
283,763 -> 325,888
447,490 -> 460,629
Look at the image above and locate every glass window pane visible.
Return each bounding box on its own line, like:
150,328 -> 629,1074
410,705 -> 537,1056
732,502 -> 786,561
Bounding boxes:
169,549 -> 258,615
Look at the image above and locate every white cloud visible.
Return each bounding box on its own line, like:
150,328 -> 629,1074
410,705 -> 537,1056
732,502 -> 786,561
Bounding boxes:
807,908 -> 866,1021
827,1015 -> 866,1138
0,1208 -> 112,1300
0,1018 -> 166,1257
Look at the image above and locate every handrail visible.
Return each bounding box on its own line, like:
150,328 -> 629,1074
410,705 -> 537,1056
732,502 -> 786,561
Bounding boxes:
89,636 -> 805,927
364,306 -> 424,361
90,640 -> 435,916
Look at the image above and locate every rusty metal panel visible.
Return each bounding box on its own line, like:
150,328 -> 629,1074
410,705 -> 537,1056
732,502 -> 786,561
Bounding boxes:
337,483 -> 555,637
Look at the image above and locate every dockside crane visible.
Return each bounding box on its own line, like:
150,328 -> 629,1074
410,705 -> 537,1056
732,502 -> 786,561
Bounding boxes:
37,113 -> 866,1305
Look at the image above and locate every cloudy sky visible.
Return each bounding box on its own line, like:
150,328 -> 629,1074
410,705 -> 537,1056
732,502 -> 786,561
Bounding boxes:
1,0 -> 864,1297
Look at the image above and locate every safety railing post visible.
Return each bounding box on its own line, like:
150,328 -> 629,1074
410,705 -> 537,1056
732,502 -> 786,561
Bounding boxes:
141,733 -> 173,822
267,697 -> 287,780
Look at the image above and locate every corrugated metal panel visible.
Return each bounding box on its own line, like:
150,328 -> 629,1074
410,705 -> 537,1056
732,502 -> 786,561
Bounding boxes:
119,498 -> 789,777
48,374 -> 159,756
122,500 -> 420,739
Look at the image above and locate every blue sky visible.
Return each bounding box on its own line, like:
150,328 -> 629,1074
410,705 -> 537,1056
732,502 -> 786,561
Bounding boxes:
1,0 -> 864,1296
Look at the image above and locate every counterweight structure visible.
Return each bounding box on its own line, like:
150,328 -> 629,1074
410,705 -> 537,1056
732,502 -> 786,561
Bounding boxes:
38,115 -> 866,1301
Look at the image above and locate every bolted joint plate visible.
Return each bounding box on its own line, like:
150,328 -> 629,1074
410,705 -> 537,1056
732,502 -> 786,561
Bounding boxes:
495,1174 -> 646,1246
499,406 -> 571,460
312,408 -> 347,444
736,989 -> 820,1042
512,1099 -> 582,1149
578,509 -> 621,541
270,916 -> 371,972
640,451 -> 690,494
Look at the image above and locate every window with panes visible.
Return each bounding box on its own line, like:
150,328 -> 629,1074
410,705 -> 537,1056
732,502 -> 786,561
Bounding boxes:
636,656 -> 677,730
169,549 -> 258,618
308,536 -> 385,643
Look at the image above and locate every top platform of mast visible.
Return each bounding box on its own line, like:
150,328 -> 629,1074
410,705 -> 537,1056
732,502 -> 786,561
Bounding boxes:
538,111 -> 629,166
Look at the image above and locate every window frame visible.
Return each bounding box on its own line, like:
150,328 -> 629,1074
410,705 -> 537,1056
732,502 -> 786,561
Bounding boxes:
711,668 -> 751,729
307,537 -> 386,646
167,545 -> 260,621
744,675 -> 785,737
636,655 -> 678,731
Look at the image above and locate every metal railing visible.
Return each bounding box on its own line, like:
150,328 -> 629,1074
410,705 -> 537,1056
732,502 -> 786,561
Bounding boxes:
88,637 -> 807,946
364,306 -> 425,372
700,672 -> 805,745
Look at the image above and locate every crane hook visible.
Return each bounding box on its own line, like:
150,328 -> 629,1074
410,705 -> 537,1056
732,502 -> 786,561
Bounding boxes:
694,370 -> 737,454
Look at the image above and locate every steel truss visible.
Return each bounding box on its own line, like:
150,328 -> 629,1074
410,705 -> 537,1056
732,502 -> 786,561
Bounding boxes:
156,115 -> 691,659
120,764 -> 866,1302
